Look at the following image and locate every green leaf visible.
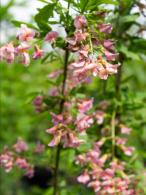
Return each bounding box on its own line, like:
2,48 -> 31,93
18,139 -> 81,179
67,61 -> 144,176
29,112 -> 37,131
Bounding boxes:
34,3 -> 55,33
118,45 -> 141,61
37,0 -> 48,3
11,20 -> 39,30
119,14 -> 139,24
79,0 -> 118,12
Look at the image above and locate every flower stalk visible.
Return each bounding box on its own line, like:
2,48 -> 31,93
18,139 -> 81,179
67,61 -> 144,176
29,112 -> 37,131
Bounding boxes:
53,48 -> 69,195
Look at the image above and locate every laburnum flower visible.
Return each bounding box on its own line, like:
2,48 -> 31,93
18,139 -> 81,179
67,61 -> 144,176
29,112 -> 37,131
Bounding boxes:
75,154 -> 86,166
17,24 -> 35,42
0,42 -> 15,63
76,113 -> 94,132
15,157 -> 34,178
0,150 -> 14,172
46,112 -> 84,148
20,52 -> 30,66
120,124 -> 132,135
48,69 -> 63,79
122,146 -> 135,156
34,142 -> 45,153
33,95 -> 43,113
104,50 -> 118,61
86,150 -> 101,163
45,31 -> 58,42
15,157 -> 29,169
77,98 -> 93,113
116,137 -> 127,146
74,31 -> 88,42
62,132 -> 84,148
103,40 -> 115,51
48,131 -> 62,147
74,15 -> 87,29
47,125 -> 83,148
24,166 -> 34,178
13,138 -> 28,153
88,180 -> 101,192
50,112 -> 72,126
76,137 -> 136,194
110,160 -> 124,171
49,87 -> 59,97
70,56 -> 119,80
15,42 -> 30,66
32,44 -> 44,60
98,23 -> 112,34
94,110 -> 105,124
100,168 -> 114,180
77,170 -> 90,184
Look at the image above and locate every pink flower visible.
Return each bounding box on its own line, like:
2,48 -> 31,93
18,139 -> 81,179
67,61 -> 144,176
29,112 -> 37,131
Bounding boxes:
15,43 -> 30,66
79,45 -> 89,59
0,42 -> 15,64
77,170 -> 90,184
122,146 -> 135,156
46,125 -> 58,134
76,114 -> 94,132
94,110 -> 105,124
25,166 -> 34,178
17,24 -> 35,42
103,40 -> 114,51
97,68 -> 109,80
15,157 -> 29,169
74,31 -> 88,42
51,112 -> 72,125
75,154 -> 86,166
15,42 -> 30,53
49,87 -> 59,97
110,161 -> 124,171
48,69 -> 63,79
33,95 -> 43,113
13,138 -> 28,153
34,142 -> 45,153
120,124 -> 132,135
74,15 -> 87,29
0,150 -> 14,172
48,132 -> 62,147
88,180 -> 101,192
45,31 -> 58,42
77,99 -> 93,113
104,50 -> 118,61
98,23 -> 112,34
101,168 -> 114,180
50,112 -> 63,125
63,132 -> 84,148
105,63 -> 119,74
116,137 -> 127,145
20,52 -> 30,66
32,44 -> 44,60
86,150 -> 101,163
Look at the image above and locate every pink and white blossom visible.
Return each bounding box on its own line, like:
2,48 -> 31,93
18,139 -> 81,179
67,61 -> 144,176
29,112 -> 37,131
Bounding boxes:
45,31 -> 58,42
74,15 -> 87,29
17,24 -> 35,42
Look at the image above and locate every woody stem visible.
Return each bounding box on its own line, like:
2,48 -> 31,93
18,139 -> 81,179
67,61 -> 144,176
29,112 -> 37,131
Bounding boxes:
53,48 -> 69,195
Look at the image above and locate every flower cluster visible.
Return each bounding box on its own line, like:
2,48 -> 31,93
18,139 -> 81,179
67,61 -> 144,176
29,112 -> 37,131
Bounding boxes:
46,111 -> 84,148
67,15 -> 119,84
76,146 -> 136,194
0,147 -> 34,178
0,138 -> 45,177
76,121 -> 136,194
